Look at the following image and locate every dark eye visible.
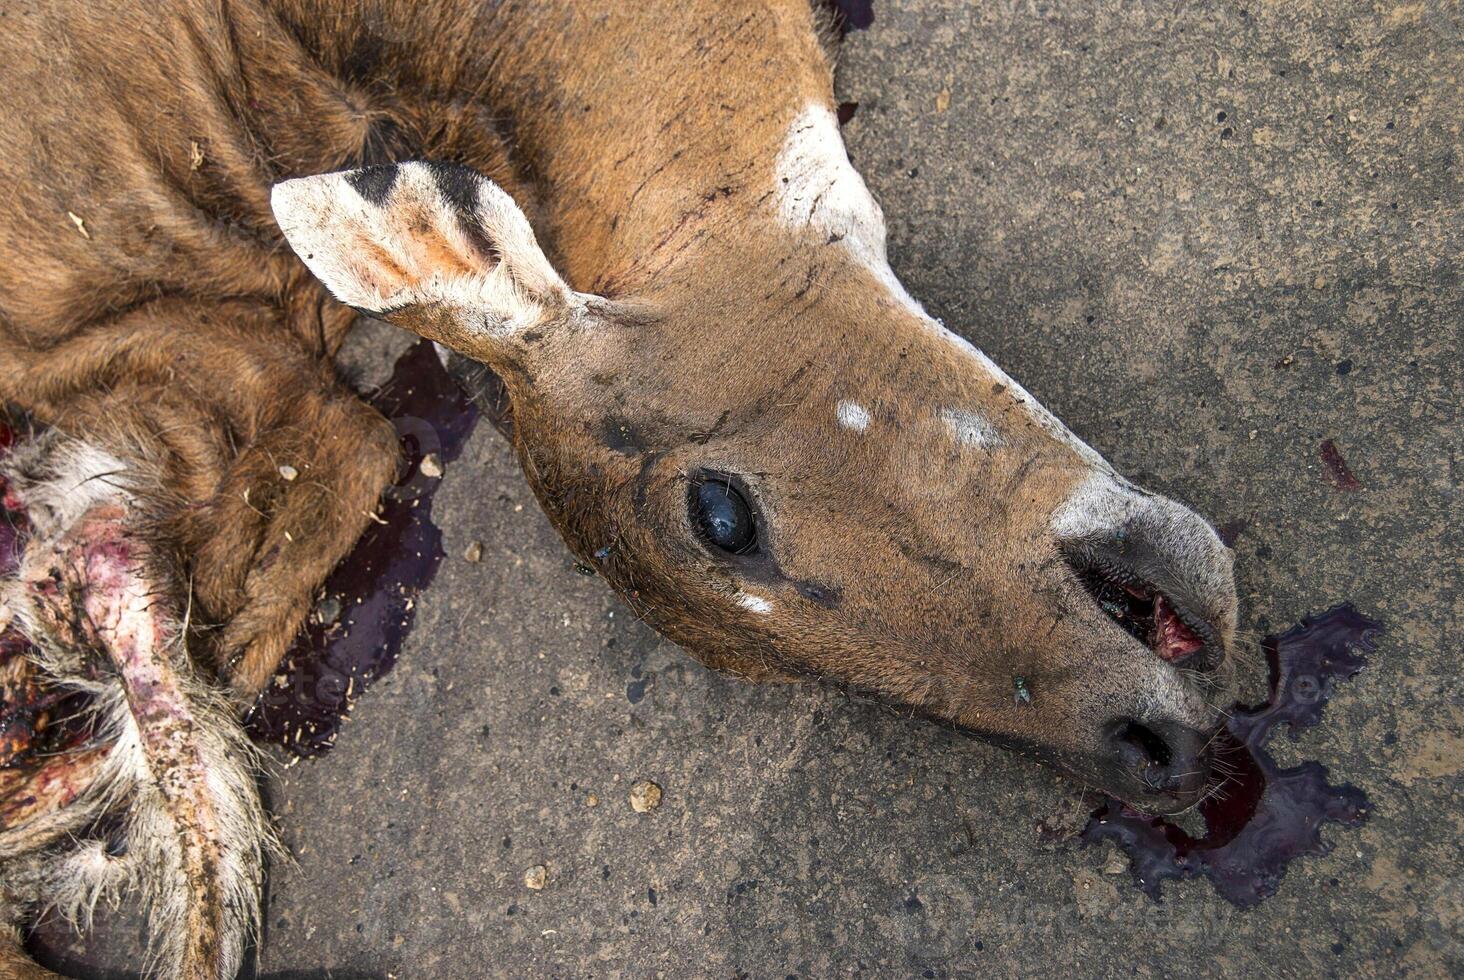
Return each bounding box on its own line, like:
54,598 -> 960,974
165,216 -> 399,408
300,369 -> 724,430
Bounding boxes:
691,477 -> 758,555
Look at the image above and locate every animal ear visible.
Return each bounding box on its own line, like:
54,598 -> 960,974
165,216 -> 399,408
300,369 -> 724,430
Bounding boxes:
271,161 -> 579,360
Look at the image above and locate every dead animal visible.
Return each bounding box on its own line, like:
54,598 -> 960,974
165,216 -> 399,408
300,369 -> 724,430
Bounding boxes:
0,1 -> 1238,975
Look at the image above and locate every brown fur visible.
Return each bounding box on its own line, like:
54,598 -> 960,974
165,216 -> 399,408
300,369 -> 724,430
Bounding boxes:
0,2 -> 1238,974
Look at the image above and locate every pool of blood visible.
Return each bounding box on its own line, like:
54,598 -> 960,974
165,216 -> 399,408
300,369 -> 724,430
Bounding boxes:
245,342 -> 480,756
1081,604 -> 1381,906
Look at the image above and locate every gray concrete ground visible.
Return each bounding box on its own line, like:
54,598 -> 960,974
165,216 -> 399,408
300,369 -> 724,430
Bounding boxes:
37,1 -> 1462,977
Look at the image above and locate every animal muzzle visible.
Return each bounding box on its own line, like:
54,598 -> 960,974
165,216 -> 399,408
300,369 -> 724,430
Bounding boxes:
1103,717 -> 1216,810
1054,470 -> 1238,676
1049,469 -> 1238,811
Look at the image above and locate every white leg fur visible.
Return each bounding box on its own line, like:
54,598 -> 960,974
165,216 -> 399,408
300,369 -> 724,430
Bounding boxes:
0,430 -> 272,980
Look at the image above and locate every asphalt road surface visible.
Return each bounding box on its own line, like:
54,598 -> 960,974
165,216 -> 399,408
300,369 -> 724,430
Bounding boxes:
37,1 -> 1462,976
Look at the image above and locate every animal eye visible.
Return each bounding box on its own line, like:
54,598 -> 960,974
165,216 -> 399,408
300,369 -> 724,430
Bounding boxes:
690,477 -> 758,555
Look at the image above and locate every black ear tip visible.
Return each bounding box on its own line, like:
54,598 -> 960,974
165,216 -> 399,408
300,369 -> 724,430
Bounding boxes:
345,164 -> 402,205
420,160 -> 483,181
421,160 -> 489,216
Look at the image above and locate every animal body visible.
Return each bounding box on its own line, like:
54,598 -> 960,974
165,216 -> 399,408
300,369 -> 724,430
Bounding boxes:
0,1 -> 1239,975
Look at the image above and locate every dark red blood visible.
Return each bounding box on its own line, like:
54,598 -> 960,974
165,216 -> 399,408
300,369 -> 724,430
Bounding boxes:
837,101 -> 860,125
1081,604 -> 1379,906
1154,594 -> 1204,662
1319,438 -> 1362,491
824,0 -> 874,32
246,342 -> 480,756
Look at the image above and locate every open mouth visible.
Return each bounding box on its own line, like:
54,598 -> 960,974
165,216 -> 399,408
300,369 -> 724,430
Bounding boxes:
1066,553 -> 1218,671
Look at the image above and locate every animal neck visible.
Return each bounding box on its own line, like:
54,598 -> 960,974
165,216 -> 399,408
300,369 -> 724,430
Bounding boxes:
469,0 -> 839,297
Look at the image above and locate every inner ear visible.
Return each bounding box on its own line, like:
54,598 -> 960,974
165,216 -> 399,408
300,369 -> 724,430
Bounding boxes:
272,161 -> 585,363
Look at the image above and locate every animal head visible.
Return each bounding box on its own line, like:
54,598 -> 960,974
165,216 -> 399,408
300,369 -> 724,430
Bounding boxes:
272,146 -> 1238,814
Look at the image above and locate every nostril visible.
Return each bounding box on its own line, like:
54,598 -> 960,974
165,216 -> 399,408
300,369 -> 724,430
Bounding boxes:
1110,719 -> 1174,771
1053,475 -> 1237,675
1106,718 -> 1214,799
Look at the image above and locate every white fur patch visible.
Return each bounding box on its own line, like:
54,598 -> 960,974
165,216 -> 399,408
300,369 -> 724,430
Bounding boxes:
773,104 -> 927,319
1059,468 -> 1147,539
0,434 -> 133,541
934,329 -> 1111,471
272,162 -> 571,338
0,434 -> 136,680
939,408 -> 1003,450
836,400 -> 872,432
772,102 -> 1114,472
736,593 -> 773,615
1050,470 -> 1147,541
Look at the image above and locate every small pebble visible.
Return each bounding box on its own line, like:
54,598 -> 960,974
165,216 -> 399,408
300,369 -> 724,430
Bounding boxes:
420,453 -> 443,479
629,780 -> 663,813
464,540 -> 483,563
523,865 -> 547,890
586,793 -> 599,808
278,465 -> 298,481
314,596 -> 342,626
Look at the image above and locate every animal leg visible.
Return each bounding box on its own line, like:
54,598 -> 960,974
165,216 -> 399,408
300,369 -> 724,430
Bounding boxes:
1,430 -> 271,979
202,391 -> 402,700
0,297 -> 402,703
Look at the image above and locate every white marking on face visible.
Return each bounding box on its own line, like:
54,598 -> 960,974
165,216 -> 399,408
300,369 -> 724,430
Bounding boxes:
772,101 -> 1116,471
933,329 -> 1112,471
939,408 -> 1003,450
1050,469 -> 1146,540
836,399 -> 872,432
737,593 -> 774,615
